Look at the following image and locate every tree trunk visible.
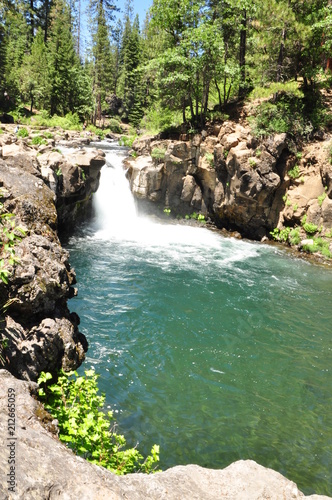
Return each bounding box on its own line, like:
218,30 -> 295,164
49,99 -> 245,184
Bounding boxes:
276,27 -> 286,82
238,8 -> 247,98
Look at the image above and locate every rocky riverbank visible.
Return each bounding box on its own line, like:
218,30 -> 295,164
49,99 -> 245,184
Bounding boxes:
126,118 -> 332,261
0,124 -> 331,499
0,125 -> 105,380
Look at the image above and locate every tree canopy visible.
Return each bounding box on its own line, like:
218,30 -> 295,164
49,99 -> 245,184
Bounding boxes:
0,0 -> 331,128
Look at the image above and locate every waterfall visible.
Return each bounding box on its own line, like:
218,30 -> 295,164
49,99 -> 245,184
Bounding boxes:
90,141 -> 263,268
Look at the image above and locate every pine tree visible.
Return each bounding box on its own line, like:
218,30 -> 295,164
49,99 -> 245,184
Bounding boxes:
47,0 -> 79,115
88,0 -> 117,124
20,27 -> 50,111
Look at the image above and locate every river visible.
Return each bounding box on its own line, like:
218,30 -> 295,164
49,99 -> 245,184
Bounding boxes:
65,141 -> 332,496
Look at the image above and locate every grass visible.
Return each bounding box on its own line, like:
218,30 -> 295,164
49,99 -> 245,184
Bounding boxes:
248,88 -> 327,140
248,81 -> 302,100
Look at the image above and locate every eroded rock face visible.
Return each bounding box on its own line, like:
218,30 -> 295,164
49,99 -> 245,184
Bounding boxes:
0,370 -> 330,500
0,133 -> 105,381
127,126 -> 288,238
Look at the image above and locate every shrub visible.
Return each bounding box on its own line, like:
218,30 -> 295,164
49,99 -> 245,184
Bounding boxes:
303,222 -> 318,235
31,135 -> 48,146
0,197 -> 26,283
318,192 -> 327,207
108,118 -> 122,134
302,238 -> 332,258
249,91 -> 326,140
151,147 -> 166,162
270,227 -> 291,242
119,135 -> 137,147
288,165 -> 300,179
17,127 -> 29,138
289,228 -> 301,245
38,370 -> 160,475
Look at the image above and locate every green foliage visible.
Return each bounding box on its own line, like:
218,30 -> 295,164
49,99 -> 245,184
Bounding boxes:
270,227 -> 291,242
205,152 -> 214,167
288,165 -> 300,180
302,238 -> 332,258
248,158 -> 257,168
249,91 -> 327,140
289,228 -> 301,245
151,147 -> 166,162
318,192 -> 327,207
119,135 -> 137,147
185,212 -> 206,222
31,135 -> 48,146
37,370 -> 160,475
303,222 -> 318,235
108,119 -> 122,134
0,195 -> 26,284
140,104 -> 182,134
249,81 -> 301,100
87,125 -> 105,139
17,127 -> 29,138
163,208 -> 171,216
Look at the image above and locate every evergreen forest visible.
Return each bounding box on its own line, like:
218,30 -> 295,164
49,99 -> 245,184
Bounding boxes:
1,0 -> 332,133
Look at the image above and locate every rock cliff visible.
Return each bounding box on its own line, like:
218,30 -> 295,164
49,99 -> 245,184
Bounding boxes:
0,126 -> 105,381
0,370 -> 330,500
126,121 -> 332,248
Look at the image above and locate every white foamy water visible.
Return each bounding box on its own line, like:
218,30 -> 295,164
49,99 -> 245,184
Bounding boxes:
91,147 -> 264,270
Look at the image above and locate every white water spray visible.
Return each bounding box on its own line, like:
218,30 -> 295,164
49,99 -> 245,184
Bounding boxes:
92,143 -> 263,268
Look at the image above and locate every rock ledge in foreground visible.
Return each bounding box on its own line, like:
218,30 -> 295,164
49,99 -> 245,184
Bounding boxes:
0,371 -> 330,500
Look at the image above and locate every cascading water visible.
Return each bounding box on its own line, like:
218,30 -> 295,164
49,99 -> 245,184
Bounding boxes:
66,141 -> 332,496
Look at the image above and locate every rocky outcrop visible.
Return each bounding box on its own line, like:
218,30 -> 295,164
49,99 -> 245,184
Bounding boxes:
0,370 -> 330,500
127,124 -> 288,239
127,122 -> 332,242
0,128 -> 105,381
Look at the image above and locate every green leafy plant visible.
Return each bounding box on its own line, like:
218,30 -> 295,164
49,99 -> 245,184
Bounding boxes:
43,132 -> 54,139
38,370 -> 160,475
302,238 -> 332,258
31,135 -> 48,146
293,204 -> 298,212
248,158 -> 257,168
163,207 -> 171,216
119,135 -> 137,148
186,212 -> 205,222
303,222 -> 318,235
151,147 -> 166,162
255,149 -> 262,158
108,118 -> 122,134
270,227 -> 291,242
17,127 -> 29,138
289,227 -> 301,245
0,195 -> 26,284
205,152 -> 214,167
288,165 -> 300,179
318,192 -> 327,207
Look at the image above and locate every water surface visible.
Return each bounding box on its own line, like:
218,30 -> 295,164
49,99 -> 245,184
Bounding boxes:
66,142 -> 332,495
